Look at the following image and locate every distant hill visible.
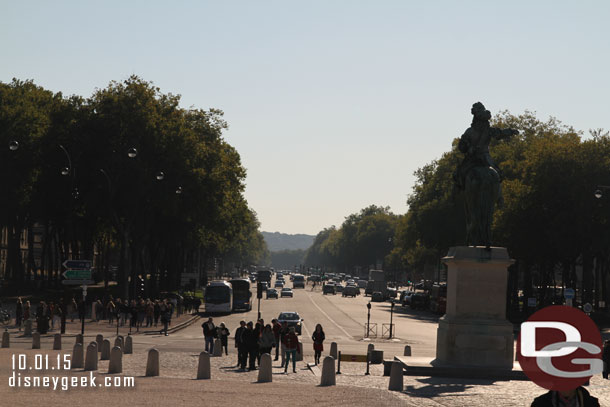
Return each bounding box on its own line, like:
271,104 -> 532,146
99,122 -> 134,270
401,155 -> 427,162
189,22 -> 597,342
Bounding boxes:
262,231 -> 314,252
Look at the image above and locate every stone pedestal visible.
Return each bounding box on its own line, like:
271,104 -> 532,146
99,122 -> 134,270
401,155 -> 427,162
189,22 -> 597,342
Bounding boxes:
433,246 -> 514,369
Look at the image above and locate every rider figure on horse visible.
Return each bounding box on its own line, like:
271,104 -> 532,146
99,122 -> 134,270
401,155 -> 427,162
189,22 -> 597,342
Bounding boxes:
453,102 -> 518,205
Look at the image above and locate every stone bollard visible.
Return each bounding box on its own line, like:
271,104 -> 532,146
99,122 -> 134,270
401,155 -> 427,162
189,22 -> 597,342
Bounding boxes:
72,343 -> 84,369
212,339 -> 222,357
388,362 -> 404,391
53,333 -> 62,350
32,332 -> 41,349
114,336 -> 124,349
370,350 -> 384,364
96,334 -> 103,352
124,334 -> 133,354
108,346 -> 123,374
296,340 -> 303,362
75,334 -> 83,345
196,351 -> 211,379
403,345 -> 411,356
2,330 -> 9,348
101,339 -> 111,360
330,342 -> 338,359
367,343 -> 375,354
320,356 -> 336,386
145,349 -> 160,377
84,342 -> 98,371
257,353 -> 272,383
24,319 -> 33,336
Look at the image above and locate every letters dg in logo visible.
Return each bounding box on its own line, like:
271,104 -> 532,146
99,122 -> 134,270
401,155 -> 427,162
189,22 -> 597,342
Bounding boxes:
517,305 -> 603,391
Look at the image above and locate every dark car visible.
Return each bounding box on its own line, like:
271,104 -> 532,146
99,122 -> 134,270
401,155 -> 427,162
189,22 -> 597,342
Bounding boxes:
266,288 -> 279,299
323,283 -> 336,295
410,292 -> 430,310
371,291 -> 385,302
400,290 -> 414,307
277,311 -> 303,335
343,285 -> 359,297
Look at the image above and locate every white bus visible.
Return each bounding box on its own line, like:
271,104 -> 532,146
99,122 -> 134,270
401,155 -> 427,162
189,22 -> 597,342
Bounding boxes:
204,281 -> 233,314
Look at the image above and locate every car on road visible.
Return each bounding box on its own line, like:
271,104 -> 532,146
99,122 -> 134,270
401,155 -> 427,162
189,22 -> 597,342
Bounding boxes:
323,283 -> 336,295
371,291 -> 385,302
281,287 -> 294,298
277,311 -> 303,335
274,281 -> 284,288
387,287 -> 397,299
400,290 -> 414,307
334,284 -> 344,293
266,288 -> 279,299
342,285 -> 359,297
358,279 -> 368,289
410,292 -> 430,310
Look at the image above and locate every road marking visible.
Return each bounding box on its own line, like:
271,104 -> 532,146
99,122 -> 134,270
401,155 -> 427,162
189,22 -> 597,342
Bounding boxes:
306,291 -> 353,339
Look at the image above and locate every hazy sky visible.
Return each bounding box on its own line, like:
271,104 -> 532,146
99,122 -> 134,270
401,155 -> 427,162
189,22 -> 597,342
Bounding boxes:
2,1 -> 609,235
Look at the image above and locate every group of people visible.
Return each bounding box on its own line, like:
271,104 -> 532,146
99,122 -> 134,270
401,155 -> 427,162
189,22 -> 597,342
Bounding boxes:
202,318 -> 326,374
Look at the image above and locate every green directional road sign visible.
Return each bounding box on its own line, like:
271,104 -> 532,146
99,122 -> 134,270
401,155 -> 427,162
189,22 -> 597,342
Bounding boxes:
62,269 -> 92,280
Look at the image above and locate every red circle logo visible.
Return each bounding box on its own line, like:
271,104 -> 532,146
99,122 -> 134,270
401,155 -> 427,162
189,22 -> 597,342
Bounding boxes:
517,305 -> 602,391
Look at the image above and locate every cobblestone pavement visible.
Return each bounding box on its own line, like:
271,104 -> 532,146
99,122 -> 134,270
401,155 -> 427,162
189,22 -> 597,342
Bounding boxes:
2,347 -> 609,406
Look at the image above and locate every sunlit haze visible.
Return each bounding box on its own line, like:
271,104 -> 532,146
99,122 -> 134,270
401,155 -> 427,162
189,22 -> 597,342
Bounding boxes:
2,1 -> 609,234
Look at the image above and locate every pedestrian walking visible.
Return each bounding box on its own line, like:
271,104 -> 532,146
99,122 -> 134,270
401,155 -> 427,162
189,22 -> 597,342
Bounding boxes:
218,322 -> 230,355
160,302 -> 171,336
15,298 -> 23,331
244,321 -> 259,371
153,300 -> 160,327
272,319 -> 281,361
530,386 -> 600,406
312,324 -> 325,365
145,300 -> 154,327
23,300 -> 31,322
235,321 -> 247,369
279,321 -> 288,368
202,317 -> 216,354
282,326 -> 299,374
258,324 -> 275,359
603,339 -> 610,380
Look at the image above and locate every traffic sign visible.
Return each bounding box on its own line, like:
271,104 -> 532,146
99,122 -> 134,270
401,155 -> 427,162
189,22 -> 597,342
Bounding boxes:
63,259 -> 92,269
564,288 -> 575,299
62,269 -> 92,280
583,303 -> 593,313
62,280 -> 94,286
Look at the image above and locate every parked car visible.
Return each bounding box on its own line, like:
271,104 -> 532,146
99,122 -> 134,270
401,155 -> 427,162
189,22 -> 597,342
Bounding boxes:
277,311 -> 303,335
400,290 -> 414,307
266,288 -> 279,299
410,292 -> 430,310
343,285 -> 359,297
371,291 -> 385,302
323,283 -> 336,295
281,287 -> 294,298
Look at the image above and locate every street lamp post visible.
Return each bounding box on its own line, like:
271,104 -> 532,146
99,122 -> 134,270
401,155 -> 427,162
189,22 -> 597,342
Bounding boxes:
389,301 -> 395,339
366,302 -> 371,338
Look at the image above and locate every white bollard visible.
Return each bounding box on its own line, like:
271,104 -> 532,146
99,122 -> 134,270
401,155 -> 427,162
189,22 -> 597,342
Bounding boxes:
403,345 -> 411,356
257,353 -> 272,383
72,343 -> 84,369
108,346 -> 123,374
197,351 -> 211,379
320,356 -> 336,386
101,339 -> 111,360
32,332 -> 41,349
1,331 -> 9,348
367,343 -> 375,354
75,334 -> 83,345
330,342 -> 338,359
145,348 -> 160,376
114,336 -> 124,349
24,319 -> 33,336
212,338 -> 222,357
53,333 -> 62,350
124,335 -> 133,354
388,361 -> 404,391
85,342 -> 98,371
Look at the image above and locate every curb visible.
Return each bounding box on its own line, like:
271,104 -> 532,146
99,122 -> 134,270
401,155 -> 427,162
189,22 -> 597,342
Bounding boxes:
142,314 -> 201,335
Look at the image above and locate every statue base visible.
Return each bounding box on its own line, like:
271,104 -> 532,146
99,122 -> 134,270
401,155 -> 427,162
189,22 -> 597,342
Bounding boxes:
433,246 -> 515,369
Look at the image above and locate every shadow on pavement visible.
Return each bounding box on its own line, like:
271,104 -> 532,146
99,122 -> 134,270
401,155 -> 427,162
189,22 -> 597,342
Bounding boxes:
403,377 -> 495,398
375,303 -> 441,324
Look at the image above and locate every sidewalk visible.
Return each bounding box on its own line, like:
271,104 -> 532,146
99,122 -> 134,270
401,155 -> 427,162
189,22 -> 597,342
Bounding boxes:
2,311 -> 200,338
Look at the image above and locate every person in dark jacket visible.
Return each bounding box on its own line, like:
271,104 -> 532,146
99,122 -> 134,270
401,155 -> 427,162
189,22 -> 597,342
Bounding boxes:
235,321 -> 247,368
603,339 -> 610,380
218,322 -> 230,355
531,386 -> 600,407
15,298 -> 23,331
282,326 -> 299,373
202,317 -> 216,354
272,319 -> 281,361
243,321 -> 259,371
312,323 -> 325,365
